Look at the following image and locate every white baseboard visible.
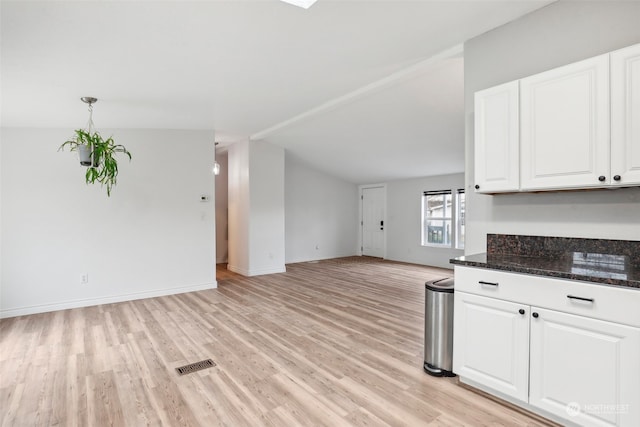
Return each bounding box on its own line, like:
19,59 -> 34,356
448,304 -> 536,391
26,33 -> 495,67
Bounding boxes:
248,266 -> 286,276
226,264 -> 248,276
459,377 -> 578,427
285,253 -> 360,264
227,264 -> 286,277
0,281 -> 218,319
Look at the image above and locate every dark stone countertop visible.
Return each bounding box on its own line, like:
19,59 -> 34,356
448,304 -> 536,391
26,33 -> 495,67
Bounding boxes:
450,252 -> 640,289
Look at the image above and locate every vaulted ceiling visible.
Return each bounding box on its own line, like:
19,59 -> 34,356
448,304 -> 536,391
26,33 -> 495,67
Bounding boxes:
1,0 -> 553,183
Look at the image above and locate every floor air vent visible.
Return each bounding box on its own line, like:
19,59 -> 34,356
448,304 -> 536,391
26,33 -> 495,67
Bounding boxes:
176,359 -> 216,376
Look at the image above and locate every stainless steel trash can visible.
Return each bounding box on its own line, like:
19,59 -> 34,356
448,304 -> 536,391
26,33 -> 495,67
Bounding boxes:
424,277 -> 455,377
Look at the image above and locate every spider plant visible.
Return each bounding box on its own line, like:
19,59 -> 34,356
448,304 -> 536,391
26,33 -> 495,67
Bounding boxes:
59,129 -> 132,196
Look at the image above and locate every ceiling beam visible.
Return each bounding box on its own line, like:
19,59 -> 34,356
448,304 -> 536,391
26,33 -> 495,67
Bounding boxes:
251,43 -> 463,141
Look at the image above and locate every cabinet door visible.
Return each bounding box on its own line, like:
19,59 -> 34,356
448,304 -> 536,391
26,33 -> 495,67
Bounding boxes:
474,81 -> 520,193
611,43 -> 640,186
520,54 -> 610,191
529,307 -> 640,427
453,292 -> 529,402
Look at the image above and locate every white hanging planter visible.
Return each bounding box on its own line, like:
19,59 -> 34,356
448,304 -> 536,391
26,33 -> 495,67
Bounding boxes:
59,97 -> 132,197
78,144 -> 93,167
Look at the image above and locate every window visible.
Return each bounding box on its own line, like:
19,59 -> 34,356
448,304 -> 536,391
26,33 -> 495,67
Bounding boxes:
422,190 -> 452,246
421,188 -> 465,249
456,189 -> 465,249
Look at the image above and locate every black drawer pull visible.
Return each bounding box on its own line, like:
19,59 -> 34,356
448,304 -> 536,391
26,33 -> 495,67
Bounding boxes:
478,280 -> 499,287
567,295 -> 594,303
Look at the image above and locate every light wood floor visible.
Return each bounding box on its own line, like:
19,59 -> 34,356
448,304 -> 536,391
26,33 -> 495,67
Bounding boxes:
1,257 -> 554,426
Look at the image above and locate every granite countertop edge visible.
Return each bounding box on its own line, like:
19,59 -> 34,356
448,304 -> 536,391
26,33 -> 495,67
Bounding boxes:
450,254 -> 640,290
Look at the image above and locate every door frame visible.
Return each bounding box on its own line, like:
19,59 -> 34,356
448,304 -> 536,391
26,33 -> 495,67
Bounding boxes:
358,184 -> 387,257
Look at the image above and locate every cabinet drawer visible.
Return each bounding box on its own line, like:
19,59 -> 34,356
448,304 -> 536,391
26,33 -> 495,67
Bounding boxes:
454,266 -> 640,327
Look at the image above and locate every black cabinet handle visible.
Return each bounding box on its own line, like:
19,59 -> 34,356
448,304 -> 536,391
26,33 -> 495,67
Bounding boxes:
598,175 -> 606,182
519,309 -> 525,315
478,280 -> 499,287
567,295 -> 594,303
475,184 -> 480,190
613,175 -> 621,181
532,312 -> 539,318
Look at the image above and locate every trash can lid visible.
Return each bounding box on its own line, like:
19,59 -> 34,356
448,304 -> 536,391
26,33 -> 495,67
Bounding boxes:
425,277 -> 454,292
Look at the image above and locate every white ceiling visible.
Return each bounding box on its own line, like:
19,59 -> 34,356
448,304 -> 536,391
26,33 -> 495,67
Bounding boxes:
1,0 -> 552,184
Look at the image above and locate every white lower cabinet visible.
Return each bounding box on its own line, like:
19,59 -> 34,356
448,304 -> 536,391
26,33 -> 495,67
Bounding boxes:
453,292 -> 529,402
529,308 -> 640,427
453,266 -> 640,427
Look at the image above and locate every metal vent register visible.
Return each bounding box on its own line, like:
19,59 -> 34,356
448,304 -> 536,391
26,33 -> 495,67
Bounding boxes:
176,359 -> 216,376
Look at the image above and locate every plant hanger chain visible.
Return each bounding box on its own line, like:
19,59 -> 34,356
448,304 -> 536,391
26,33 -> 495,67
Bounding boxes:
85,103 -> 95,134
81,96 -> 98,134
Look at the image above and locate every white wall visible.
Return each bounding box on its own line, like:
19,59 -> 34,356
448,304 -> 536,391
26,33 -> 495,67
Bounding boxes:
386,173 -> 464,269
249,141 -> 286,275
227,140 -> 286,276
215,150 -> 228,263
0,128 -> 217,318
285,153 -> 359,263
227,140 -> 250,274
464,0 -> 640,255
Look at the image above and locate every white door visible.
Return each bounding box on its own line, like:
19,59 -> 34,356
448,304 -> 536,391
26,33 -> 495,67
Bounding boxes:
453,292 -> 530,403
474,80 -> 520,193
529,307 -> 640,427
520,54 -> 610,190
361,186 -> 384,258
611,43 -> 640,187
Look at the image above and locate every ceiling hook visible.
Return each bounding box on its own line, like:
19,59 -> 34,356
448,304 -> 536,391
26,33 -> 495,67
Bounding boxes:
80,97 -> 98,106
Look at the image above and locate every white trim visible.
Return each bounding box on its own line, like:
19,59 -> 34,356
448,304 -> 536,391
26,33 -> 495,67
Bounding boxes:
285,253 -> 356,264
251,44 -> 463,140
459,377 -> 578,427
227,264 -> 286,277
226,264 -> 246,275
0,281 -> 218,319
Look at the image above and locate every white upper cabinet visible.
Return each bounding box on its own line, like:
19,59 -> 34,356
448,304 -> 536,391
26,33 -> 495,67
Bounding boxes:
611,43 -> 640,186
520,54 -> 610,191
474,81 -> 519,193
473,42 -> 640,194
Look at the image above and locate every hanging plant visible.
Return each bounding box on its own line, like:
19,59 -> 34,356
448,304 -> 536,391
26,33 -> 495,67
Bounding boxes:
59,129 -> 131,196
58,97 -> 132,197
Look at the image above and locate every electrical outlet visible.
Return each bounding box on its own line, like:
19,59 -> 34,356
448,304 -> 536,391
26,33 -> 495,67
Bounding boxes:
81,273 -> 89,284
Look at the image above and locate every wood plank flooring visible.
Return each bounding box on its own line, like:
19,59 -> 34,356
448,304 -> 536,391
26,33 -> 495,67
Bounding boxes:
1,257 -> 554,426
